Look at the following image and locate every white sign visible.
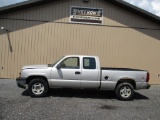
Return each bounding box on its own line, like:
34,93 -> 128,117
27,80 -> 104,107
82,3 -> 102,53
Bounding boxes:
70,6 -> 103,24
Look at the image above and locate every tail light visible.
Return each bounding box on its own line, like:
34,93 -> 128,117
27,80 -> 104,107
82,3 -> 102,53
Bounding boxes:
146,72 -> 150,82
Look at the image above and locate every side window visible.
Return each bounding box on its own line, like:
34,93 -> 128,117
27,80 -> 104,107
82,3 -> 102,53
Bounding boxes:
83,57 -> 96,69
61,57 -> 79,69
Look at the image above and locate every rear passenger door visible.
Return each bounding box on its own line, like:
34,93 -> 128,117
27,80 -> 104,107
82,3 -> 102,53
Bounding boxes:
81,57 -> 99,88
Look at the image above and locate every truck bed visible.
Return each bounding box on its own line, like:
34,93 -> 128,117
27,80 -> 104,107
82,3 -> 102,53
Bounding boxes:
101,67 -> 145,71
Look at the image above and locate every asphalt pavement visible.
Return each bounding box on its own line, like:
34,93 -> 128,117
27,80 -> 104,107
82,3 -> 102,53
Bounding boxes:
0,79 -> 160,120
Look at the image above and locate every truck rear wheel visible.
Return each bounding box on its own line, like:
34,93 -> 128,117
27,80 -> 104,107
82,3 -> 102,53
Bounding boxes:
28,78 -> 48,97
115,83 -> 134,101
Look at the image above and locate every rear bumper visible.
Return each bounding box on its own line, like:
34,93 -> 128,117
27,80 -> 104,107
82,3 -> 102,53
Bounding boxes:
136,82 -> 151,90
146,84 -> 151,89
16,77 -> 27,89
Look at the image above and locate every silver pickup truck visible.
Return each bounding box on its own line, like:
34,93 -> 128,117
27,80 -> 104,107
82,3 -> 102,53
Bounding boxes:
16,55 -> 150,100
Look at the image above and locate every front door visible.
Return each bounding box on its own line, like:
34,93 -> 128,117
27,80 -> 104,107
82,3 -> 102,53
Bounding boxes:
51,57 -> 81,88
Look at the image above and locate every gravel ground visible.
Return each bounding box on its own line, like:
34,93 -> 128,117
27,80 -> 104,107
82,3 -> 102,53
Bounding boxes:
0,79 -> 160,120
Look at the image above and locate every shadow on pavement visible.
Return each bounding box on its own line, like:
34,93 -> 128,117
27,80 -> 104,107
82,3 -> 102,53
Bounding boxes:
22,89 -> 30,96
22,88 -> 149,100
134,92 -> 149,100
49,89 -> 116,99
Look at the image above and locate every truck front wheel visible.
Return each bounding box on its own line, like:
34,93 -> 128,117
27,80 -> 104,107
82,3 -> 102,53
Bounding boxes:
115,83 -> 135,101
28,78 -> 48,97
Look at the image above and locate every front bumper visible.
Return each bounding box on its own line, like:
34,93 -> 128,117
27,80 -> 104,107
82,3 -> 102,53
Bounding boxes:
146,84 -> 151,89
16,77 -> 27,89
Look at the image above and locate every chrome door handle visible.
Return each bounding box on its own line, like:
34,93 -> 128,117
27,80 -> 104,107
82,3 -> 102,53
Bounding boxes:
75,71 -> 81,74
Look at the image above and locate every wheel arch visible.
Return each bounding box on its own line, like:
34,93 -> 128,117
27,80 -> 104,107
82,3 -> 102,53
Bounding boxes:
26,75 -> 48,85
116,78 -> 136,90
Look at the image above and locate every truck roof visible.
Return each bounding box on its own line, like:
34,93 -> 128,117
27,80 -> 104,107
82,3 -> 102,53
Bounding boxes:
65,55 -> 98,58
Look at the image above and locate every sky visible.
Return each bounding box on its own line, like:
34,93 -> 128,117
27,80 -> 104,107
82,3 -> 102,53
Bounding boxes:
123,0 -> 160,17
0,0 -> 160,17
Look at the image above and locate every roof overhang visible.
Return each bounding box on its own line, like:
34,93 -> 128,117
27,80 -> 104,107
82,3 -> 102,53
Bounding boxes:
0,0 -> 160,24
0,0 -> 55,14
107,0 -> 160,24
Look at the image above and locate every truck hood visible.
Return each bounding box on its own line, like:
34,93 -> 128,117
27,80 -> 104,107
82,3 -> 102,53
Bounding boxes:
22,65 -> 48,70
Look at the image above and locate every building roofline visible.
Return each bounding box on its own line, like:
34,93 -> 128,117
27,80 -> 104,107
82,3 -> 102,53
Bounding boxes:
107,0 -> 160,24
0,0 -> 54,14
0,0 -> 160,24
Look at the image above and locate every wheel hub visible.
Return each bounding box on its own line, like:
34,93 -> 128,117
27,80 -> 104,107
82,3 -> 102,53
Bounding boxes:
32,82 -> 44,95
120,86 -> 131,98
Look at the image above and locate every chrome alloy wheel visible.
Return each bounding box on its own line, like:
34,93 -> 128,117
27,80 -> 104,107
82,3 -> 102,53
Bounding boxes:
120,86 -> 131,98
32,82 -> 44,95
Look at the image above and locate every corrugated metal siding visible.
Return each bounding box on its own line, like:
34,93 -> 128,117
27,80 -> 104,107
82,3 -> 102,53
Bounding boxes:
0,0 -> 160,84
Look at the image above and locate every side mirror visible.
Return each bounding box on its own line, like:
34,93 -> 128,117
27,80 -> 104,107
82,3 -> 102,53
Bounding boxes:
56,64 -> 61,69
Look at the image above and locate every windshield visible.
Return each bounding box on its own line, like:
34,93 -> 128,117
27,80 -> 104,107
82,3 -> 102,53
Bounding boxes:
51,56 -> 64,67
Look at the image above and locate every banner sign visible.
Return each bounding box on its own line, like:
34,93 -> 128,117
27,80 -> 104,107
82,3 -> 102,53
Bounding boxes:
70,6 -> 103,24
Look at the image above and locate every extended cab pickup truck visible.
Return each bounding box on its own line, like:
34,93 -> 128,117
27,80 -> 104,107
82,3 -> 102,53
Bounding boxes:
16,55 -> 150,100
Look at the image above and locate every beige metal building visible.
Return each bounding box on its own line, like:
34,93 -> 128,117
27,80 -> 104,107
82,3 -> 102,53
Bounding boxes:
0,0 -> 160,84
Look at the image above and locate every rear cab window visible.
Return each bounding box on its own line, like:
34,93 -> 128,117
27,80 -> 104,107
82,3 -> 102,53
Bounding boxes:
83,57 -> 96,69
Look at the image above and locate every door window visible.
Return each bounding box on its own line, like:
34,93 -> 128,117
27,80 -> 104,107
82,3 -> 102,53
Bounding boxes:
61,57 -> 79,69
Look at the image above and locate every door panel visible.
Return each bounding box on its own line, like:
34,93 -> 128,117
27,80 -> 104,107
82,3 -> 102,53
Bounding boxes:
81,69 -> 99,88
51,68 -> 81,88
81,57 -> 99,88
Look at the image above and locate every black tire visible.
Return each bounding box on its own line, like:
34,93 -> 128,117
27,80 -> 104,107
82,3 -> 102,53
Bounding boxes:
28,78 -> 49,97
115,83 -> 135,101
